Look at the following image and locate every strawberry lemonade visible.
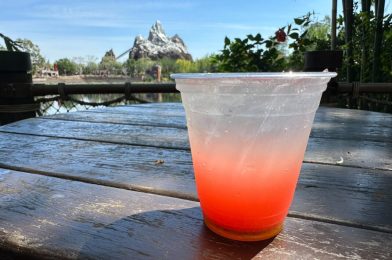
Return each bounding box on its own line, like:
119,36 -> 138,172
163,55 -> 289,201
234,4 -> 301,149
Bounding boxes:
172,72 -> 336,241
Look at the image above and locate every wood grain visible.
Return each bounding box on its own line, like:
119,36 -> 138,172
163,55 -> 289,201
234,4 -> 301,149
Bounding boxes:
38,104 -> 392,145
2,117 -> 391,170
44,109 -> 187,129
0,117 -> 189,149
47,103 -> 392,131
0,169 -> 391,260
0,132 -> 391,232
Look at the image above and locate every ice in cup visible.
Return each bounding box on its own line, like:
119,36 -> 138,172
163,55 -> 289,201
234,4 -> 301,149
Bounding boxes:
171,72 -> 336,241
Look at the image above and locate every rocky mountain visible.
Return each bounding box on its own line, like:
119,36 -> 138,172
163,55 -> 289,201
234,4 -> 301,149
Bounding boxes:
129,21 -> 192,61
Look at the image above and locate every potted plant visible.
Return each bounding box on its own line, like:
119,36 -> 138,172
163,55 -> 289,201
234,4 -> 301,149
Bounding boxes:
0,33 -> 35,125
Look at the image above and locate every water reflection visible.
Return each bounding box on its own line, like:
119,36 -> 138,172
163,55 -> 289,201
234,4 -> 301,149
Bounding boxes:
38,93 -> 181,116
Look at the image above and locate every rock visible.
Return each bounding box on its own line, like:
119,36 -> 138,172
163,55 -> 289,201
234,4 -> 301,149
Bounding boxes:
129,21 -> 192,61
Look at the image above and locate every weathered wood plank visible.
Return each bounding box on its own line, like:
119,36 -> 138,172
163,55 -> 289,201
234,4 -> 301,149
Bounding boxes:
41,105 -> 392,144
304,137 -> 392,170
0,132 -> 391,232
0,133 -> 196,198
44,109 -> 187,128
5,112 -> 392,146
85,102 -> 185,115
0,169 -> 391,260
86,103 -> 392,129
2,118 -> 391,170
87,102 -> 392,127
0,117 -> 189,149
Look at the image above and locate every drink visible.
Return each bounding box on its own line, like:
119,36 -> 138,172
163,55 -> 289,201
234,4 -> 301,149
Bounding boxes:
172,72 -> 336,241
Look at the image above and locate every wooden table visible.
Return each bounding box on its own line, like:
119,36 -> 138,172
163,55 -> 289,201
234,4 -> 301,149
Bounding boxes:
0,103 -> 391,259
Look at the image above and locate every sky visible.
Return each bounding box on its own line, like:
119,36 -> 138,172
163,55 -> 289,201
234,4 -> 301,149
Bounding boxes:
1,0 -> 391,62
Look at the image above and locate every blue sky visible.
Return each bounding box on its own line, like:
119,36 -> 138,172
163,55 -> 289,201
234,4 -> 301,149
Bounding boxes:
1,1 -> 391,62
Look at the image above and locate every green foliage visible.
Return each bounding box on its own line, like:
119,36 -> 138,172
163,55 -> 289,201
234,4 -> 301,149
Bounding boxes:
14,38 -> 46,74
123,58 -> 155,77
193,55 -> 218,72
83,61 -> 98,75
123,56 -> 216,80
157,57 -> 179,78
305,16 -> 331,51
214,13 -> 313,72
176,59 -> 194,72
99,56 -> 123,74
336,4 -> 392,82
55,58 -> 78,75
174,55 -> 217,73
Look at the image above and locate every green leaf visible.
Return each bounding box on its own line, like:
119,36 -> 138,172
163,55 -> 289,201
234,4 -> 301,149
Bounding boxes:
289,32 -> 299,39
265,40 -> 273,48
288,43 -> 297,48
294,18 -> 304,25
224,37 -> 230,46
300,39 -> 309,46
254,33 -> 262,42
247,34 -> 255,41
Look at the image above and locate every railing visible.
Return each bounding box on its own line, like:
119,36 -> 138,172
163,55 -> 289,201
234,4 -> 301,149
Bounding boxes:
32,81 -> 392,113
1,81 -> 392,125
326,82 -> 392,112
32,82 -> 179,116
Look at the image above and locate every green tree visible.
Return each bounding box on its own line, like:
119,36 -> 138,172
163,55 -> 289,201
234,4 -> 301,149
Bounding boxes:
194,55 -> 218,72
124,58 -> 155,77
99,56 -> 122,74
336,1 -> 392,82
157,57 -> 179,78
176,59 -> 195,72
84,61 -> 98,75
305,16 -> 331,51
55,58 -> 78,75
15,38 -> 46,74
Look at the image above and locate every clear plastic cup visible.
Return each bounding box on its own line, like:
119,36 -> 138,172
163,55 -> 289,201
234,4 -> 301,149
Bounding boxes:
171,72 -> 336,241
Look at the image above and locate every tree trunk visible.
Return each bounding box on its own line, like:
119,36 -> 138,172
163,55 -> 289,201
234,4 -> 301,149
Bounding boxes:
360,0 -> 371,82
331,0 -> 337,50
343,0 -> 354,82
372,0 -> 385,82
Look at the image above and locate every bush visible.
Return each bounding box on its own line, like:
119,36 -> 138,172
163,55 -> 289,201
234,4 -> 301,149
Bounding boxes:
214,13 -> 313,72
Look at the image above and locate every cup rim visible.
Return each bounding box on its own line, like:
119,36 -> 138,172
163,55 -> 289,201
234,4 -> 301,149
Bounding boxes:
171,72 -> 337,79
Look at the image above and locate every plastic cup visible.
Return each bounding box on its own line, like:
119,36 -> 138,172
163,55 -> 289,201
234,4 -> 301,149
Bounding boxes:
171,72 -> 336,241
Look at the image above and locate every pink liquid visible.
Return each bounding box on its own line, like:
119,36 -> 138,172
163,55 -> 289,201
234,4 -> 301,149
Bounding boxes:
187,115 -> 312,234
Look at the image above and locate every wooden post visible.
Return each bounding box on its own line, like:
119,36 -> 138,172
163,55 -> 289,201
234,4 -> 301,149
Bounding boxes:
0,51 -> 36,125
